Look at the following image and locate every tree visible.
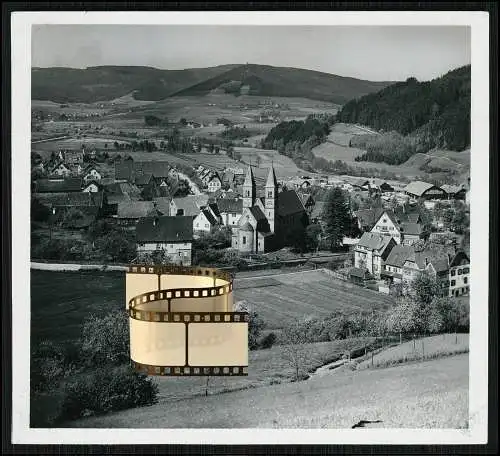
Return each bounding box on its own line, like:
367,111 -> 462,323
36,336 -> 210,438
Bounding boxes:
234,301 -> 265,350
280,319 -> 310,381
305,224 -> 322,251
80,311 -> 129,367
322,188 -> 353,251
412,270 -> 441,305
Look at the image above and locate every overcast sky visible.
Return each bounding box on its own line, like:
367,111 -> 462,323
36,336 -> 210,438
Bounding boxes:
32,25 -> 470,81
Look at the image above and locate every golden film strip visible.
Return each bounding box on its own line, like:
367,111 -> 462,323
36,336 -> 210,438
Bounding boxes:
128,283 -> 234,309
129,310 -> 249,323
131,361 -> 248,376
127,263 -> 248,376
128,264 -> 233,282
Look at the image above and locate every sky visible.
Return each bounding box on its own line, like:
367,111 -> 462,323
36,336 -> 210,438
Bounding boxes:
31,25 -> 471,81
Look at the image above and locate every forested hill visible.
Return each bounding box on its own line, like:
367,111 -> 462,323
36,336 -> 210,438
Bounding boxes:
337,65 -> 471,152
31,64 -> 393,104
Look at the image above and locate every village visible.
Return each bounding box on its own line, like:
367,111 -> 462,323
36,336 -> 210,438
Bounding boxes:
30,141 -> 471,300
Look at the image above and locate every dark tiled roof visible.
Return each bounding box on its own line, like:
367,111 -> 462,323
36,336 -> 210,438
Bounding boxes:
249,206 -> 267,222
201,208 -> 218,226
357,232 -> 393,252
277,190 -> 305,217
400,222 -> 423,236
35,177 -> 83,193
115,161 -> 171,181
134,173 -> 153,186
428,258 -> 449,273
208,203 -> 220,218
117,201 -> 158,219
354,208 -> 380,228
172,195 -> 209,217
35,191 -> 104,208
385,244 -> 415,267
217,198 -> 243,214
153,197 -> 172,215
136,216 -> 194,243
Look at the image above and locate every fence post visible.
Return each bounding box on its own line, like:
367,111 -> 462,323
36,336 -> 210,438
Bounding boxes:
421,339 -> 425,360
399,331 -> 402,345
371,351 -> 374,367
455,332 -> 458,345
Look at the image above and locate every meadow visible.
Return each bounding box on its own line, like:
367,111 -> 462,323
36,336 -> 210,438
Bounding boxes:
69,353 -> 468,428
30,269 -> 393,345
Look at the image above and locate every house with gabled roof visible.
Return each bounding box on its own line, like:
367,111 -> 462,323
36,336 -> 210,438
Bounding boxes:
231,165 -> 308,253
370,208 -> 427,245
354,232 -> 397,278
50,161 -> 72,177
441,184 -> 467,200
216,197 -> 243,226
382,244 -> 415,283
34,177 -> 83,193
448,250 -> 470,297
82,164 -> 102,183
169,194 -> 210,217
116,201 -> 159,226
404,181 -> 447,200
193,207 -> 220,234
136,215 -> 194,265
207,172 -> 222,193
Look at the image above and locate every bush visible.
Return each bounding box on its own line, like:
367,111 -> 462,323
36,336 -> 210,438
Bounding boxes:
260,332 -> 277,349
80,311 -> 130,367
59,365 -> 159,422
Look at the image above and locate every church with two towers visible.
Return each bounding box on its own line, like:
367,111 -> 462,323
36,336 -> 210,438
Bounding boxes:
231,165 -> 309,254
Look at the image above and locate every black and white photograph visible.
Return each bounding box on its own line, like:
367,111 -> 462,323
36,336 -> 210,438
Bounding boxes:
10,10 -> 491,446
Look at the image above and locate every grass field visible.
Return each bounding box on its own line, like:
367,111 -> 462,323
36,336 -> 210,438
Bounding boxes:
69,353 -> 468,428
235,147 -> 304,178
30,269 -> 394,345
355,333 -> 469,369
234,270 -> 394,329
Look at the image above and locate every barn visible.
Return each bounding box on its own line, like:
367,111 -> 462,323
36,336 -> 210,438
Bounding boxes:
404,181 -> 447,200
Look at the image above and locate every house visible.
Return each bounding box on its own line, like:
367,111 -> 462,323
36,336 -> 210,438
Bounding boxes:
369,179 -> 394,193
216,197 -> 244,226
207,173 -> 222,193
370,209 -> 427,245
152,197 -> 172,216
50,161 -> 72,177
116,201 -> 159,226
231,166 -> 308,254
193,207 -> 219,234
35,191 -> 105,217
353,208 -> 381,232
349,267 -> 372,285
115,160 -> 171,184
169,194 -> 210,217
401,249 -> 450,289
404,181 -> 447,200
448,251 -> 470,297
136,215 -> 194,266
82,165 -> 102,183
104,182 -> 141,205
441,184 -> 467,200
58,149 -> 84,166
34,177 -> 83,193
82,181 -> 102,193
382,244 -> 415,284
354,232 -> 397,278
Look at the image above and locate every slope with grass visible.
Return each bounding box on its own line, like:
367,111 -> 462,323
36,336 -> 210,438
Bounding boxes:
68,353 -> 468,428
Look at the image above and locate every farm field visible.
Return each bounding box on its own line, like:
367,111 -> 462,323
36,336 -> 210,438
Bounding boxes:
30,269 -> 394,345
69,353 -> 468,428
235,147 -> 305,179
233,270 -> 394,329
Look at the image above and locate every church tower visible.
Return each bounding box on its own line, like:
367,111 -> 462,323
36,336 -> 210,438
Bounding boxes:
265,165 -> 278,233
242,165 -> 256,209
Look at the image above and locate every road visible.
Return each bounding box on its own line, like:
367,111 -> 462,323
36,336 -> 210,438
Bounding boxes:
31,135 -> 70,144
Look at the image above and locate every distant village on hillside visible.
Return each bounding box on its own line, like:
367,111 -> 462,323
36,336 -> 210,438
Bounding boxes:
31,143 -> 470,299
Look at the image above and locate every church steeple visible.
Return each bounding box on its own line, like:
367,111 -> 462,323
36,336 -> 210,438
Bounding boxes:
242,165 -> 256,209
265,165 -> 277,233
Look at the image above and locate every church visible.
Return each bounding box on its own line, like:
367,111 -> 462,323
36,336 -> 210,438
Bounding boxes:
231,165 -> 309,253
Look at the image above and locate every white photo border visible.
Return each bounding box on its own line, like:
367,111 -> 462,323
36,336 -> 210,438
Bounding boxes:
11,10 -> 490,445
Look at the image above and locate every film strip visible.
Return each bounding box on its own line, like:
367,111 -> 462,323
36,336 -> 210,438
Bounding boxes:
129,310 -> 249,323
131,361 -> 248,376
127,264 -> 248,377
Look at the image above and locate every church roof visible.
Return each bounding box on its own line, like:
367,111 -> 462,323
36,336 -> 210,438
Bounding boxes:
265,166 -> 278,188
243,166 -> 256,188
277,190 -> 305,217
240,222 -> 254,231
249,206 -> 267,222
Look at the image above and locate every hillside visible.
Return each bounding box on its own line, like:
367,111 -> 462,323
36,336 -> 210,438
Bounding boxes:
172,64 -> 393,104
337,65 -> 471,153
31,65 -> 240,103
31,64 -> 393,104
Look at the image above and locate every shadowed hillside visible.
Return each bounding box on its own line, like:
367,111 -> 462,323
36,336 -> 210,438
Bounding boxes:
32,64 -> 394,104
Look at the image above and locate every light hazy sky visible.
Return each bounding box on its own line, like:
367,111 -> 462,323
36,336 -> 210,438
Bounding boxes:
32,25 -> 470,81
